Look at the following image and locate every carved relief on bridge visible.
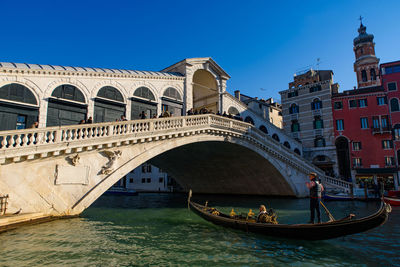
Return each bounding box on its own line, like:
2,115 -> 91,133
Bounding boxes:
100,150 -> 122,175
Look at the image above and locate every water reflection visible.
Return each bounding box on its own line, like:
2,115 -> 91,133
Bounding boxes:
0,193 -> 398,266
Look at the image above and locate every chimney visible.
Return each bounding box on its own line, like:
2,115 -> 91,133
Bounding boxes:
234,90 -> 240,101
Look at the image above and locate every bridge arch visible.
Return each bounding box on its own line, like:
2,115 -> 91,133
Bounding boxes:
228,106 -> 240,116
272,133 -> 280,142
192,69 -> 218,113
72,134 -> 299,213
94,86 -> 126,123
259,125 -> 268,134
0,83 -> 40,130
244,116 -> 255,125
46,84 -> 88,126
131,86 -> 157,119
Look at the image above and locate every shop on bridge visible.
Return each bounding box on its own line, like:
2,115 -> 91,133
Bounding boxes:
0,83 -> 39,130
94,86 -> 126,123
161,87 -> 183,116
46,84 -> 87,126
131,87 -> 157,119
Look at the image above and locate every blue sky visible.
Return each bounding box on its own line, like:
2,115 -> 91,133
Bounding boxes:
2,0 -> 400,102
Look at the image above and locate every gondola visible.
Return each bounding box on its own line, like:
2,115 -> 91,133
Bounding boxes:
384,196 -> 400,206
188,192 -> 391,241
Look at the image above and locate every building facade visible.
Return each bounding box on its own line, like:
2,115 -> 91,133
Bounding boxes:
331,23 -> 398,191
279,69 -> 339,176
113,163 -> 182,192
233,90 -> 282,128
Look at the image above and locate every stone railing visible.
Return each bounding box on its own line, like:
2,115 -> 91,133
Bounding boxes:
0,114 -> 350,191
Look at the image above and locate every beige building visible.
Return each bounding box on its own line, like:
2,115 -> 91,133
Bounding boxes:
234,90 -> 282,128
279,69 -> 339,176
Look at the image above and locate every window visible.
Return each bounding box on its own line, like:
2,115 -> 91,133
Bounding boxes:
353,158 -> 362,167
385,156 -> 395,166
372,116 -> 380,129
291,120 -> 300,132
360,117 -> 369,129
388,82 -> 397,91
311,99 -> 322,110
385,65 -> 400,74
159,177 -> 163,183
390,98 -> 400,112
129,178 -> 134,183
352,142 -> 362,151
334,101 -> 343,110
313,116 -> 324,129
377,96 -> 387,106
381,116 -> 388,129
361,70 -> 367,82
289,104 -> 299,114
370,69 -> 377,81
147,178 -> 151,183
309,85 -> 322,93
142,164 -> 152,173
16,115 -> 27,130
288,90 -> 298,98
349,100 -> 357,108
141,178 -> 146,183
314,137 -> 325,147
394,126 -> 400,140
382,140 -> 393,149
358,99 -> 367,107
336,119 -> 344,131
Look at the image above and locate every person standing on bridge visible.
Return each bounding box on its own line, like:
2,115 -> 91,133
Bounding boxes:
306,172 -> 324,224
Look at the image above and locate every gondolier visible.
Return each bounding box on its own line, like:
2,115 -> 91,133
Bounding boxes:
306,172 -> 324,224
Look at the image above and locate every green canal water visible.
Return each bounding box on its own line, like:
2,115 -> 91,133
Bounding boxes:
0,193 -> 399,267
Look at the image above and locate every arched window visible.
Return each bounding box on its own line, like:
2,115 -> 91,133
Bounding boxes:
370,69 -> 376,81
289,103 -> 299,114
134,87 -> 155,101
228,106 -> 239,115
0,83 -> 39,131
391,98 -> 400,112
314,137 -> 326,147
294,148 -> 301,155
97,86 -> 124,102
283,141 -> 291,149
244,116 -> 254,125
51,84 -> 85,103
272,134 -> 280,142
361,70 -> 367,82
291,120 -> 300,132
0,83 -> 37,105
163,87 -> 182,101
313,116 -> 324,129
311,98 -> 322,110
259,125 -> 268,134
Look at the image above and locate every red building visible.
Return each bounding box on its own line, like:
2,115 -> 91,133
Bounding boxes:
331,22 -> 398,191
381,60 -> 400,165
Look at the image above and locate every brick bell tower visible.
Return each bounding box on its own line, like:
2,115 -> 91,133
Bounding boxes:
353,18 -> 380,89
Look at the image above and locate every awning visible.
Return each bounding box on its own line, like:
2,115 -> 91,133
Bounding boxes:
355,168 -> 398,174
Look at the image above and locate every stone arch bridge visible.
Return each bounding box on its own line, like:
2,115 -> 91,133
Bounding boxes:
0,115 -> 350,217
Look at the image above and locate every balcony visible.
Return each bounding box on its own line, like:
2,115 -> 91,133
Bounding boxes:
290,113 -> 298,120
312,109 -> 322,116
371,126 -> 391,135
314,129 -> 323,136
291,132 -> 299,139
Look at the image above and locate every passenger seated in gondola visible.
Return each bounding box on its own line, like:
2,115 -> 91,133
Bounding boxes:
257,205 -> 278,224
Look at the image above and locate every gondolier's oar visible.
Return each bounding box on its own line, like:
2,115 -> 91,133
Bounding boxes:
320,201 -> 335,222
